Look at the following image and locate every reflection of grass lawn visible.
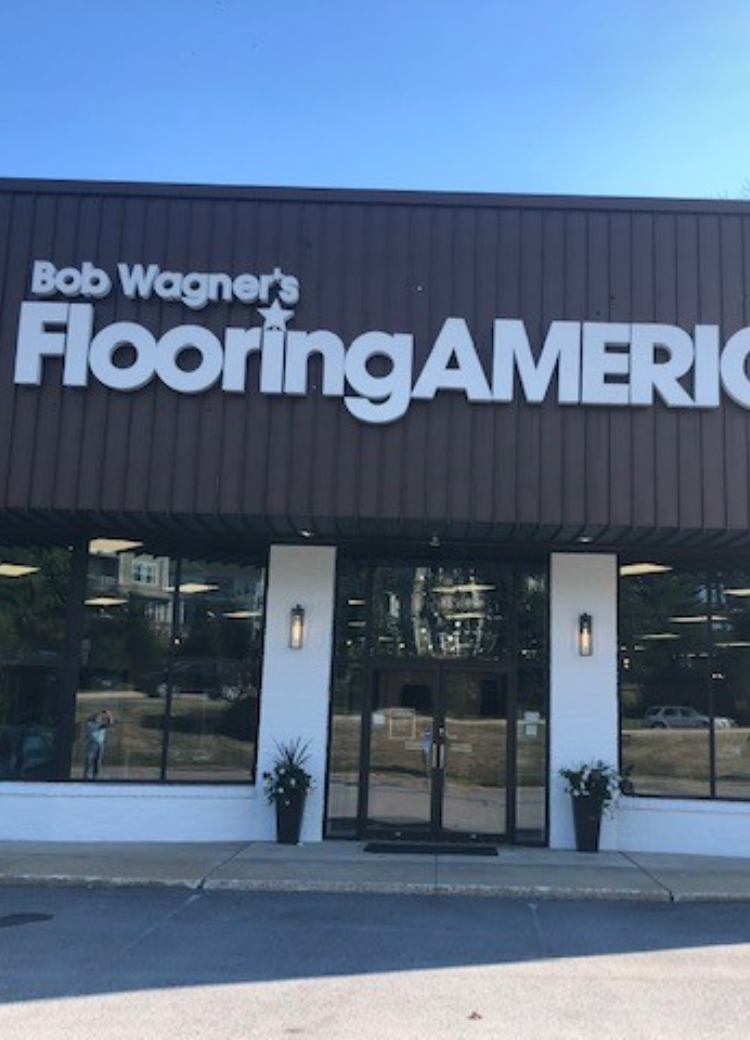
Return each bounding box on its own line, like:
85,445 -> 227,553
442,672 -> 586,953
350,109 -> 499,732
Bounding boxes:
73,688 -> 255,778
622,726 -> 750,793
333,715 -> 546,787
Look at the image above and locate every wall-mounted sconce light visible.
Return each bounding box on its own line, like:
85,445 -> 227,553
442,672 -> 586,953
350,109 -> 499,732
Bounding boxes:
578,613 -> 593,657
289,604 -> 305,649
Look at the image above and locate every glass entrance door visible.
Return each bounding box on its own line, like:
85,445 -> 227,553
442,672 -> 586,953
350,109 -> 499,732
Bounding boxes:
366,669 -> 436,835
365,667 -> 509,841
440,671 -> 508,838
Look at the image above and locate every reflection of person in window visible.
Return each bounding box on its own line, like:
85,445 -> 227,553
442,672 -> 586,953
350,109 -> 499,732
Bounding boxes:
84,710 -> 114,780
421,726 -> 432,775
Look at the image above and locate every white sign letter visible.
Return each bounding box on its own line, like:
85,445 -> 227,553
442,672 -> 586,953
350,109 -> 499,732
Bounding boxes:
630,324 -> 695,406
89,322 -> 156,391
581,323 -> 630,405
14,301 -> 69,384
412,318 -> 491,401
721,327 -> 750,408
493,320 -> 581,404
345,332 -> 413,424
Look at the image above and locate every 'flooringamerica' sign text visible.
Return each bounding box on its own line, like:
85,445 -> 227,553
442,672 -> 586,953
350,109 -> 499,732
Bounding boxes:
12,260 -> 750,424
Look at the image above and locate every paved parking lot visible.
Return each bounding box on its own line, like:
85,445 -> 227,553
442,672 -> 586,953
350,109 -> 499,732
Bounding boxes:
1,887 -> 750,1039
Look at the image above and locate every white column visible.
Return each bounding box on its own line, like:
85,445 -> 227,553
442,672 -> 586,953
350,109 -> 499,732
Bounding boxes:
255,545 -> 337,842
549,553 -> 619,849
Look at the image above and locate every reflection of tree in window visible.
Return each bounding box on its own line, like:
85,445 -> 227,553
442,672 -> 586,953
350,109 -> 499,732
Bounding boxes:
0,548 -> 69,660
0,547 -> 70,780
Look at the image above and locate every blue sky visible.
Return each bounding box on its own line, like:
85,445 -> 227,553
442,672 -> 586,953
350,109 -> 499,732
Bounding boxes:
2,0 -> 750,199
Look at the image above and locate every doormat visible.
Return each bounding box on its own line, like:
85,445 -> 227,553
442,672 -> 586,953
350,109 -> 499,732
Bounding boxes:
364,842 -> 498,856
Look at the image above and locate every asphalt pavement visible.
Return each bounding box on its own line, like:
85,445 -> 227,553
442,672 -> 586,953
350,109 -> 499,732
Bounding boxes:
2,887 -> 750,1039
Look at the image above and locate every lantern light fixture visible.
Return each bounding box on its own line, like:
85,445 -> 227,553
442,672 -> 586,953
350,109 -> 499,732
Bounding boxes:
578,613 -> 593,657
289,604 -> 305,649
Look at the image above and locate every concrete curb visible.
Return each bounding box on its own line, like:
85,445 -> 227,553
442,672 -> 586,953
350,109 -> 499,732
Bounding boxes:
0,874 -> 202,890
0,873 -> 682,901
203,879 -> 672,901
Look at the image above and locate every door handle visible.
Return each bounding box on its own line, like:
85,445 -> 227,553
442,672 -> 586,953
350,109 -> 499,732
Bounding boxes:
437,742 -> 446,771
431,742 -> 439,770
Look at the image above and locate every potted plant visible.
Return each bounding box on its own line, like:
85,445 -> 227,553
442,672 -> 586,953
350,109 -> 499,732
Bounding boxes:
559,760 -> 622,853
263,739 -> 313,845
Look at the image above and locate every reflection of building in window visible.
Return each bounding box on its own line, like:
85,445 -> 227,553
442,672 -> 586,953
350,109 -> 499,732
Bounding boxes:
132,560 -> 158,585
414,568 -> 495,658
119,553 -> 172,596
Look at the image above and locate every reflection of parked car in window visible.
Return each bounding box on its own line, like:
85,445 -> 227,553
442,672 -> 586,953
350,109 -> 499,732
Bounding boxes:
0,662 -> 60,779
139,659 -> 250,702
645,706 -> 710,729
0,725 -> 56,778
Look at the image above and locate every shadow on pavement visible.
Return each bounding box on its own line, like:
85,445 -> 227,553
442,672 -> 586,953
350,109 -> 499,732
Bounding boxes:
1,886 -> 750,1003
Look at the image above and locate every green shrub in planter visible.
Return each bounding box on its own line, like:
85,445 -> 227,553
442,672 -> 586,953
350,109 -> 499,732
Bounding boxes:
263,739 -> 313,845
559,760 -> 623,853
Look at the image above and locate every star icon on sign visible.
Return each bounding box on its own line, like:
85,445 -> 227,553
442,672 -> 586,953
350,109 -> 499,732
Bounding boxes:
258,299 -> 294,330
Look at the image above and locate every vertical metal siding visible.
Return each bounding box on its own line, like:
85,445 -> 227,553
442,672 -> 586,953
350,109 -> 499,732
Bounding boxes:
0,182 -> 750,541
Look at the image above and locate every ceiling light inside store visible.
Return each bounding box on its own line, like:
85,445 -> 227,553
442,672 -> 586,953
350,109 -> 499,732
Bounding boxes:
89,539 -> 143,555
433,583 -> 495,594
639,633 -> 681,640
168,583 -> 219,595
0,563 -> 40,578
724,588 -> 750,597
444,611 -> 486,620
348,599 -> 366,606
222,610 -> 261,619
85,596 -> 128,607
715,641 -> 750,648
619,563 -> 673,577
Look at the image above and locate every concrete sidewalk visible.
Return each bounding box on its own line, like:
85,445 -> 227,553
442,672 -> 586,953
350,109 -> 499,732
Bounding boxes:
1,841 -> 750,902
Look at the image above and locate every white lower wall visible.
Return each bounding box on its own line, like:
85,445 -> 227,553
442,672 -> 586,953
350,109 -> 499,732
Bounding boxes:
0,783 -> 259,842
614,796 -> 750,857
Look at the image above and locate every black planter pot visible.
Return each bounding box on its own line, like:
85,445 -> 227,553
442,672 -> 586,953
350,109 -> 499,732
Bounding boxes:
572,795 -> 604,852
275,793 -> 306,845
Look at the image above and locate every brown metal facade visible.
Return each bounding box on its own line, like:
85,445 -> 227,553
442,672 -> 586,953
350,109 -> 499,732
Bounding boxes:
1,178 -> 750,549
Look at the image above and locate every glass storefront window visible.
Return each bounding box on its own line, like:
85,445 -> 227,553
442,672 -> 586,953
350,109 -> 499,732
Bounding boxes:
371,564 -> 513,661
72,546 -> 172,781
516,669 -> 546,841
0,546 -> 70,780
517,567 -> 547,664
713,572 -> 750,800
70,542 -> 265,783
166,557 -> 264,781
620,566 -> 714,798
0,538 -> 266,786
326,661 -> 366,836
336,563 -> 369,660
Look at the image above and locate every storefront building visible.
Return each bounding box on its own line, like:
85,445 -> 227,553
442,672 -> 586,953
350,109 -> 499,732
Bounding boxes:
2,178 -> 750,855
